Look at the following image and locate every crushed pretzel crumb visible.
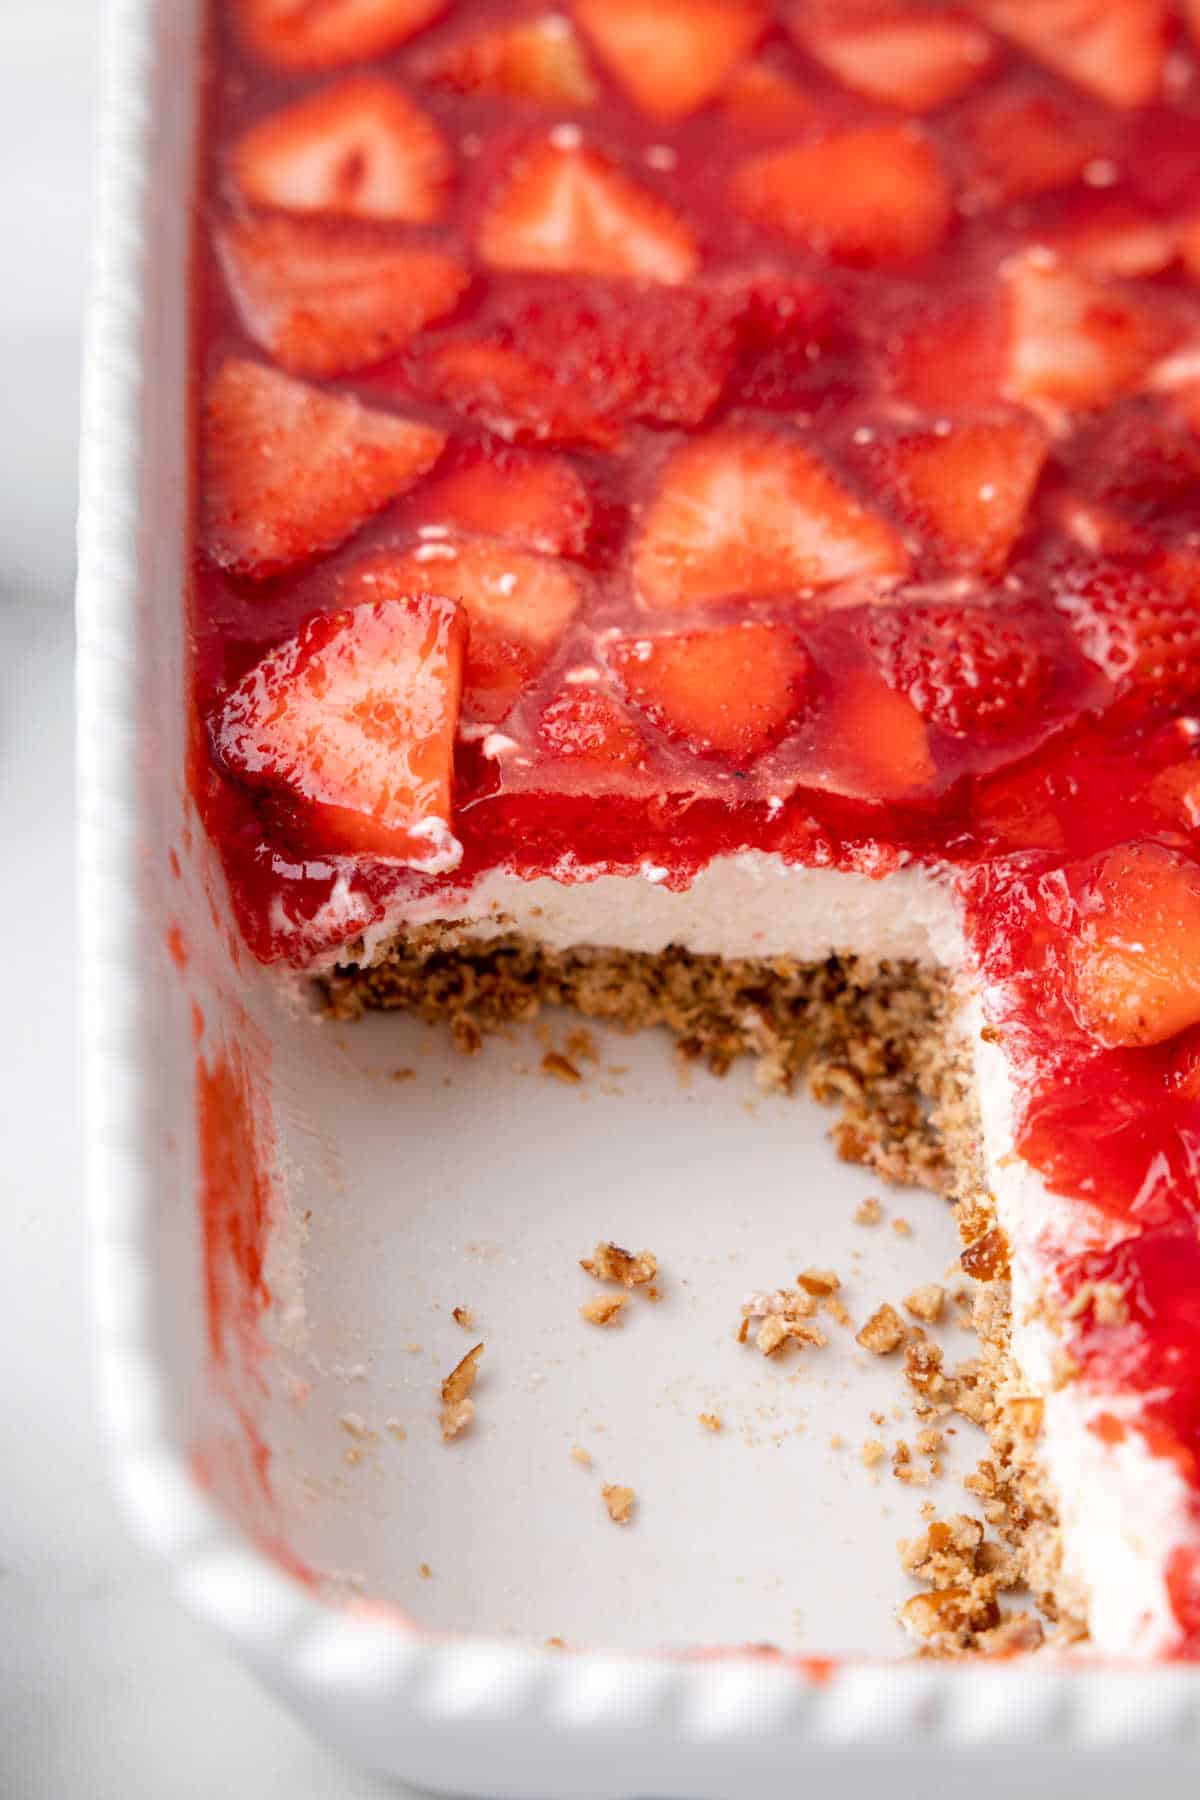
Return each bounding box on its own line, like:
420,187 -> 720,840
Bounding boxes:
542,1050 -> 582,1084
854,1197 -> 883,1226
565,1028 -> 598,1064
856,1303 -> 906,1355
451,1305 -> 475,1329
797,1268 -> 840,1297
581,1293 -> 627,1327
581,1242 -> 657,1287
699,1412 -> 723,1432
861,1438 -> 886,1467
892,1217 -> 913,1237
602,1483 -> 636,1526
570,1444 -> 593,1467
904,1283 -> 945,1324
418,1562 -> 432,1580
439,1342 -> 483,1442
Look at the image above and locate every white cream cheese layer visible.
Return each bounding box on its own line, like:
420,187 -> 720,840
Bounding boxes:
354,849 -> 967,967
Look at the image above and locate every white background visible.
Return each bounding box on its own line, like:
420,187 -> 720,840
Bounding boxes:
2,5 -> 1199,1797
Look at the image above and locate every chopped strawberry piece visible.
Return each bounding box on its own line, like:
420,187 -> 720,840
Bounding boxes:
822,664 -> 935,798
850,411 -> 1049,576
411,445 -> 591,556
790,6 -> 994,113
216,215 -> 470,378
573,0 -> 766,119
718,59 -> 826,132
633,426 -> 907,611
1036,194 -> 1178,279
418,278 -> 738,445
864,601 -> 1065,737
1002,250 -> 1179,414
420,13 -> 598,105
419,339 -> 613,448
1054,555 -> 1200,706
733,125 -> 953,267
215,593 -> 465,864
885,294 -> 1007,411
230,79 -> 452,223
1066,843 -> 1200,1047
340,538 -> 580,722
611,622 -> 810,758
235,0 -> 445,70
722,269 -> 855,412
201,359 -> 446,578
477,138 -> 697,283
978,0 -> 1167,111
1149,760 -> 1200,832
538,688 -> 645,768
948,78 -> 1114,206
1065,399 -> 1200,540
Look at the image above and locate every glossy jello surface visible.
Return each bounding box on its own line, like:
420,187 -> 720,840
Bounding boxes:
194,1 -> 1200,1649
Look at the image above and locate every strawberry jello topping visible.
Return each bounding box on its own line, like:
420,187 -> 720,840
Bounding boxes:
196,2 -> 1200,1648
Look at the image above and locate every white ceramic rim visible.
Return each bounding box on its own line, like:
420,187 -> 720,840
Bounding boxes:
75,0 -> 1200,1774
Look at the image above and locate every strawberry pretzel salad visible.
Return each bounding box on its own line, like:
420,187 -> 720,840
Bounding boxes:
193,0 -> 1200,1658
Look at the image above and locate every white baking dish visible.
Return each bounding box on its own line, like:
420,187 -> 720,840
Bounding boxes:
77,1 -> 1200,1790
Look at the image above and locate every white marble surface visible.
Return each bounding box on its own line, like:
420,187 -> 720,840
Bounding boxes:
3,5 -> 1199,1796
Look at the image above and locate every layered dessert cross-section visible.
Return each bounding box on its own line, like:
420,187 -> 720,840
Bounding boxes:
191,0 -> 1200,1658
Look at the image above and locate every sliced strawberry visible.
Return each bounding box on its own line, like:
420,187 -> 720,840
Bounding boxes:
538,687 -> 645,768
718,59 -> 826,133
230,80 -> 452,223
978,0 -> 1167,111
1036,194 -> 1178,279
733,125 -> 953,267
1149,760 -> 1200,831
418,278 -> 738,445
1002,250 -> 1179,414
419,13 -> 598,105
1054,554 -> 1200,706
611,622 -> 810,758
477,138 -> 697,283
419,339 -> 614,448
790,6 -> 994,113
948,78 -> 1114,206
1066,844 -> 1200,1048
885,293 -> 1008,411
850,411 -> 1049,576
215,593 -> 465,864
411,444 -> 591,555
822,664 -> 935,799
235,0 -> 445,70
633,426 -> 907,611
340,538 -> 580,722
1064,399 -> 1200,540
573,0 -> 766,119
723,269 -> 854,413
202,360 -> 446,579
216,215 -> 469,378
863,601 -> 1064,737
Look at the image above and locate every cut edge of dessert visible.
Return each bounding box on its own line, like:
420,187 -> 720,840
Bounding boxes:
189,0 -> 1200,1660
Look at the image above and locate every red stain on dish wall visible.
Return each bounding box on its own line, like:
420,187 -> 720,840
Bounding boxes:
197,1042 -> 272,1372
166,921 -> 190,971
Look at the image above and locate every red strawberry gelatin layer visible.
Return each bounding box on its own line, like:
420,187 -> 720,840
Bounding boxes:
193,2 -> 1200,1649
